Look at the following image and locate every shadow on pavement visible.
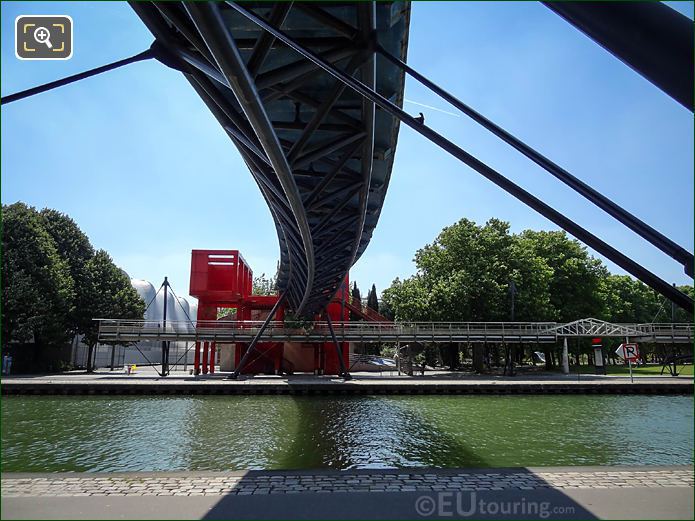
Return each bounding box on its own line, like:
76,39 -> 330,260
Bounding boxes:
202,468 -> 598,520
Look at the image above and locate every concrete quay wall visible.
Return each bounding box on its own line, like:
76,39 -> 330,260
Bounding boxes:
2,374 -> 692,396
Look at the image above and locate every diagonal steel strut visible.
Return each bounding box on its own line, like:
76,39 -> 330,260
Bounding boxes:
377,45 -> 694,279
186,2 -> 316,315
228,292 -> 287,379
325,311 -> 351,380
227,1 -> 693,313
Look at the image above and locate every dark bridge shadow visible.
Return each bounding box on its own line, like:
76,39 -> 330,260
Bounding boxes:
203,396 -> 597,519
201,467 -> 598,520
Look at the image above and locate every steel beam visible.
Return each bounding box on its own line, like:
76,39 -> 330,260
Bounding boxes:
303,138 -> 365,207
293,132 -> 366,170
378,45 -> 694,278
325,312 -> 351,379
312,186 -> 363,236
255,47 -> 357,90
1,48 -> 154,105
294,3 -> 359,40
287,53 -> 366,165
544,1 -> 694,111
229,293 -> 286,379
227,1 -> 693,313
246,2 -> 293,78
186,2 -> 315,314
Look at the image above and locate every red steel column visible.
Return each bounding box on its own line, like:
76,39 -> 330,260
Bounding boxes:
209,342 -> 216,374
234,342 -> 242,370
194,341 -> 201,375
202,341 -> 209,374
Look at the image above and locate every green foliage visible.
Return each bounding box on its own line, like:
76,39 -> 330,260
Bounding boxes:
351,282 -> 361,303
519,230 -> 605,321
381,217 -> 690,324
350,282 -> 363,321
40,209 -> 94,282
599,274 -> 660,323
673,285 -> 694,323
2,203 -> 74,346
80,250 -> 145,349
40,209 -> 95,336
2,203 -> 145,369
284,313 -> 313,331
367,283 -> 379,313
252,272 -> 277,296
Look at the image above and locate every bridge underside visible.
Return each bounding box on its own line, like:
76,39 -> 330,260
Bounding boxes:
131,1 -> 410,317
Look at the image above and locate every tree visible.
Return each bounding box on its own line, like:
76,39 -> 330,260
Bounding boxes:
382,276 -> 431,321
520,230 -> 605,322
673,285 -> 694,323
507,235 -> 553,321
80,250 -> 145,371
252,272 -> 277,296
40,209 -> 95,337
381,217 -> 650,372
384,218 -> 517,322
367,284 -> 379,313
350,281 -> 362,321
351,282 -> 361,305
600,274 -> 661,323
1,203 -> 74,347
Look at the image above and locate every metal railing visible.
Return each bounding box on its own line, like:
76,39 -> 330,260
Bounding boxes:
96,318 -> 694,345
632,322 -> 694,340
96,319 -> 560,344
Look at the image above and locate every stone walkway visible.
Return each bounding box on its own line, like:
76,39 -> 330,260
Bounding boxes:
2,467 -> 692,498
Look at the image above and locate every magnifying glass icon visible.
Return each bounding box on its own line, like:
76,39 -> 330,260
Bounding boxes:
33,26 -> 53,49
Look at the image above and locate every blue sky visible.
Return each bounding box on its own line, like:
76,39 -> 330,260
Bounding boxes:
2,1 -> 693,302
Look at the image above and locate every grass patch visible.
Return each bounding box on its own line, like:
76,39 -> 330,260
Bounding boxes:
560,364 -> 693,376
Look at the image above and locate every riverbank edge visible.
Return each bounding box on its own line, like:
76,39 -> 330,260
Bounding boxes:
3,464 -> 693,481
4,466 -> 693,520
1,378 -> 692,395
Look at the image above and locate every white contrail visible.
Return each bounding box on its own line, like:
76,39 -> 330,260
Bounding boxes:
404,98 -> 460,117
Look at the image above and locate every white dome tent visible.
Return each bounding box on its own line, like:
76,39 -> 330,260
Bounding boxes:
71,278 -> 198,371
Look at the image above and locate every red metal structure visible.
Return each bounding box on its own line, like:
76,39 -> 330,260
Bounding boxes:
189,249 -> 349,375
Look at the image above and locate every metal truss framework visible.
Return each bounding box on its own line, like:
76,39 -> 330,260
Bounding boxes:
225,0 -> 694,313
129,1 -> 692,316
130,1 -> 410,317
546,318 -> 644,338
97,318 -> 694,345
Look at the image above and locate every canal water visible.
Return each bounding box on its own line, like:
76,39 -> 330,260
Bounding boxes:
1,395 -> 692,472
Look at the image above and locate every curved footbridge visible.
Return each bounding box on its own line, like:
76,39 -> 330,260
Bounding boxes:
129,1 -> 693,319
132,2 -> 410,317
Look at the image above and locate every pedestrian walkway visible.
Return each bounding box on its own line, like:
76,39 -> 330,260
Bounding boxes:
2,467 -> 693,497
2,370 -> 692,396
2,466 -> 692,519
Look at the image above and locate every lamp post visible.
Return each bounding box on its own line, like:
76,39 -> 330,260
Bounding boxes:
507,280 -> 517,376
161,277 -> 170,377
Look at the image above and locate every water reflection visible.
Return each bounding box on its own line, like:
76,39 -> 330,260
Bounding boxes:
279,397 -> 486,469
1,395 -> 692,472
179,396 -> 297,470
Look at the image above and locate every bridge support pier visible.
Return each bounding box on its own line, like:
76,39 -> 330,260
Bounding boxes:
202,342 -> 209,375
209,342 -> 216,374
325,311 -> 351,380
228,293 -> 286,380
194,342 -> 201,375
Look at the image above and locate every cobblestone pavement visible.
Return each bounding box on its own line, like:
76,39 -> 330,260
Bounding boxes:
2,468 -> 692,498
